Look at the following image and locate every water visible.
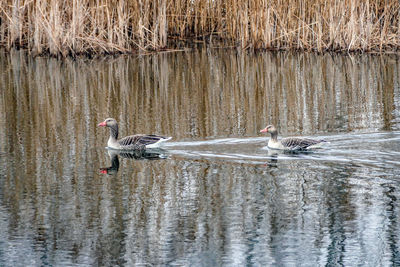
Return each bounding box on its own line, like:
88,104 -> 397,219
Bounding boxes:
1,49 -> 400,266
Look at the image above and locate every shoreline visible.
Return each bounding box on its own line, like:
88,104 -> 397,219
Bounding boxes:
2,46 -> 399,60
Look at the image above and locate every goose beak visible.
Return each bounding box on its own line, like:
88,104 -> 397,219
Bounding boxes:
260,127 -> 268,133
98,121 -> 107,127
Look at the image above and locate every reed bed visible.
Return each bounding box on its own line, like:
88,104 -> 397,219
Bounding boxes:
0,0 -> 399,56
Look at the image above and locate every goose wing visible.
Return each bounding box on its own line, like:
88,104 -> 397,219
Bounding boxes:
281,137 -> 323,150
118,134 -> 168,149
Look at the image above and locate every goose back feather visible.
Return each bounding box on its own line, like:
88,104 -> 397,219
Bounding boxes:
281,137 -> 324,150
118,134 -> 171,150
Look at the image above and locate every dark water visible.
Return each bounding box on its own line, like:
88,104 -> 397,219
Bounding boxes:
1,49 -> 400,266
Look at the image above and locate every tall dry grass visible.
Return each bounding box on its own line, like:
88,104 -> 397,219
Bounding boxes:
0,0 -> 399,56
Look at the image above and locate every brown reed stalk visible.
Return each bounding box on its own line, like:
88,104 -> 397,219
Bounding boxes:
0,0 -> 399,57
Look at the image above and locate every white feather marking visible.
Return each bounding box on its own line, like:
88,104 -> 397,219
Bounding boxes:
145,137 -> 172,148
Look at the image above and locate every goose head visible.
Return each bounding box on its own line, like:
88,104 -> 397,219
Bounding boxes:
260,125 -> 277,135
98,118 -> 118,128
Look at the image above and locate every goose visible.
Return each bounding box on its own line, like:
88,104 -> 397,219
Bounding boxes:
260,125 -> 326,151
98,118 -> 171,150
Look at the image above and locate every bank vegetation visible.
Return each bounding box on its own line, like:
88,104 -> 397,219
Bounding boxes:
0,0 -> 399,56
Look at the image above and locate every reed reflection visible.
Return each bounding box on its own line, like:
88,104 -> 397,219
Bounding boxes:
1,50 -> 398,148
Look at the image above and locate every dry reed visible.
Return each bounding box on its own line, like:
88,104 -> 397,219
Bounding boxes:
0,0 -> 399,56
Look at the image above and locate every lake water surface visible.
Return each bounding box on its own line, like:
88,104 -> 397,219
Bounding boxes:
1,50 -> 400,266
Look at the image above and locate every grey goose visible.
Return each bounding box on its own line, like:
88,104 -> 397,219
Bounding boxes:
260,125 -> 326,151
98,118 -> 171,150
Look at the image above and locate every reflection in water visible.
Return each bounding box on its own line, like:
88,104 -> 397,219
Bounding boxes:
100,149 -> 168,175
0,50 -> 400,266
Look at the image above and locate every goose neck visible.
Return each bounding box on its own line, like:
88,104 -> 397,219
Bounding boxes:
270,131 -> 278,142
109,124 -> 118,140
